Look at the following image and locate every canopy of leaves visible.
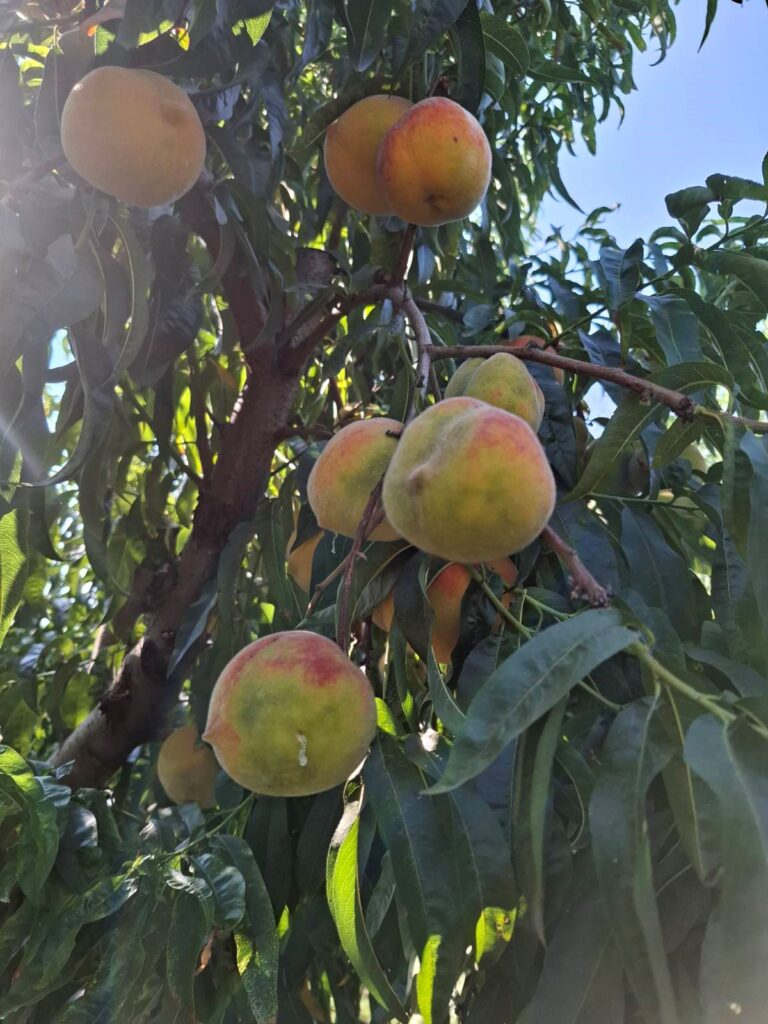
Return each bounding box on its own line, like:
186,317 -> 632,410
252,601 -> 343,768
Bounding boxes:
1,0 -> 768,1022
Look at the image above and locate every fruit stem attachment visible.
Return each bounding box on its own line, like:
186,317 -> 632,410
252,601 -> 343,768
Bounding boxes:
541,525 -> 612,608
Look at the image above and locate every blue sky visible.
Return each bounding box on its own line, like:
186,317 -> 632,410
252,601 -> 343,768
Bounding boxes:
537,0 -> 768,247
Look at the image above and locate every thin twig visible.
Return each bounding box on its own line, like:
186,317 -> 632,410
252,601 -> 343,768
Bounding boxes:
188,355 -> 214,482
392,224 -> 417,285
2,154 -> 62,203
402,297 -> 434,419
336,479 -> 386,651
541,525 -> 611,607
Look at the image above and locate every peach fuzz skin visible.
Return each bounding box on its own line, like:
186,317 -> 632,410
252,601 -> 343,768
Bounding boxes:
286,529 -> 323,594
157,724 -> 219,808
61,66 -> 206,208
382,397 -> 556,564
307,418 -> 402,542
203,631 -> 377,797
444,352 -> 545,432
376,97 -> 492,227
324,94 -> 413,215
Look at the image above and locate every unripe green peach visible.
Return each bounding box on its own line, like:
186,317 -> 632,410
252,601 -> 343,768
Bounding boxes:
307,418 -> 402,542
61,66 -> 206,207
382,398 -> 556,563
157,724 -> 219,809
376,97 -> 492,226
506,335 -> 565,385
324,94 -> 413,215
203,631 -> 377,797
444,353 -> 545,431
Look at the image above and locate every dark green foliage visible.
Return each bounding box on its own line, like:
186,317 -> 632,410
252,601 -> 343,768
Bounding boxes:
1,1 -> 768,1022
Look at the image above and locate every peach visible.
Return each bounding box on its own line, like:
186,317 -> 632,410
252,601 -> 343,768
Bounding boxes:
286,529 -> 323,593
324,94 -> 413,215
507,335 -> 565,385
372,559 -> 518,664
307,418 -> 402,542
157,724 -> 219,809
203,631 -> 377,797
376,97 -> 492,226
61,66 -> 206,207
382,397 -> 556,563
444,353 -> 545,431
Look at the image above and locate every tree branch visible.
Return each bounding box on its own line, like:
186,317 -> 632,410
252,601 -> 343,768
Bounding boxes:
335,479 -> 385,651
541,525 -> 611,607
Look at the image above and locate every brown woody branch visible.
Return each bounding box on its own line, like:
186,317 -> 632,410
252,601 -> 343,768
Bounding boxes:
541,525 -> 611,608
53,188 -> 313,788
335,479 -> 386,651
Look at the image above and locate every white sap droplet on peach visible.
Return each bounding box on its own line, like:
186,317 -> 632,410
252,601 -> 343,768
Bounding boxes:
297,732 -> 308,768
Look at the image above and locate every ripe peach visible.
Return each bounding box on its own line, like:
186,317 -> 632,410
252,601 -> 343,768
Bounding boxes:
324,94 -> 413,215
307,418 -> 402,542
286,529 -> 323,593
203,631 -> 377,797
507,335 -> 565,385
157,724 -> 219,809
382,398 -> 556,563
376,97 -> 492,226
444,353 -> 545,431
61,66 -> 206,207
372,559 -> 518,664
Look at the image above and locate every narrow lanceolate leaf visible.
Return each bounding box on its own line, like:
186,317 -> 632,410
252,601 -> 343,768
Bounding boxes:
480,13 -> 529,77
638,293 -> 702,365
522,896 -> 624,1024
452,0 -> 486,113
0,746 -> 60,898
685,716 -> 768,1023
213,835 -> 279,1024
568,361 -> 734,501
512,699 -> 567,943
326,805 -> 407,1020
400,0 -> 469,73
740,430 -> 768,640
589,698 -> 679,1024
598,241 -> 643,310
0,509 -> 28,648
166,890 -> 212,1019
344,0 -> 394,72
699,250 -> 768,311
431,610 -> 638,793
364,734 -> 466,1024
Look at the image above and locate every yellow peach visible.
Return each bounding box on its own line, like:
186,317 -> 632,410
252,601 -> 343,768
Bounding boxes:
286,529 -> 323,593
157,724 -> 219,809
203,631 -> 377,797
382,398 -> 555,562
307,418 -> 402,542
444,353 -> 545,431
61,66 -> 206,207
324,94 -> 413,215
376,97 -> 492,226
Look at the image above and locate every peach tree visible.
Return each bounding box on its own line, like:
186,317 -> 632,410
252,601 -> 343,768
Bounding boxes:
1,0 -> 768,1022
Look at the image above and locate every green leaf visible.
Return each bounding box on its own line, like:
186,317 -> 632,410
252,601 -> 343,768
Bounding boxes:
399,0 -> 469,73
452,0 -> 486,113
431,610 -> 638,793
191,852 -> 246,928
512,699 -> 566,943
685,716 -> 768,1022
212,835 -> 279,1024
599,240 -> 643,310
0,746 -> 60,898
480,13 -> 529,77
638,293 -> 702,365
326,803 -> 407,1020
568,362 -> 733,501
699,0 -> 718,49
166,890 -> 212,1019
665,185 -> 715,235
620,508 -> 693,634
705,173 -> 768,205
589,698 -> 679,1023
345,0 -> 394,72
699,250 -> 768,312
0,509 -> 28,649
521,896 -> 624,1023
528,59 -> 592,84
364,733 -> 466,1024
